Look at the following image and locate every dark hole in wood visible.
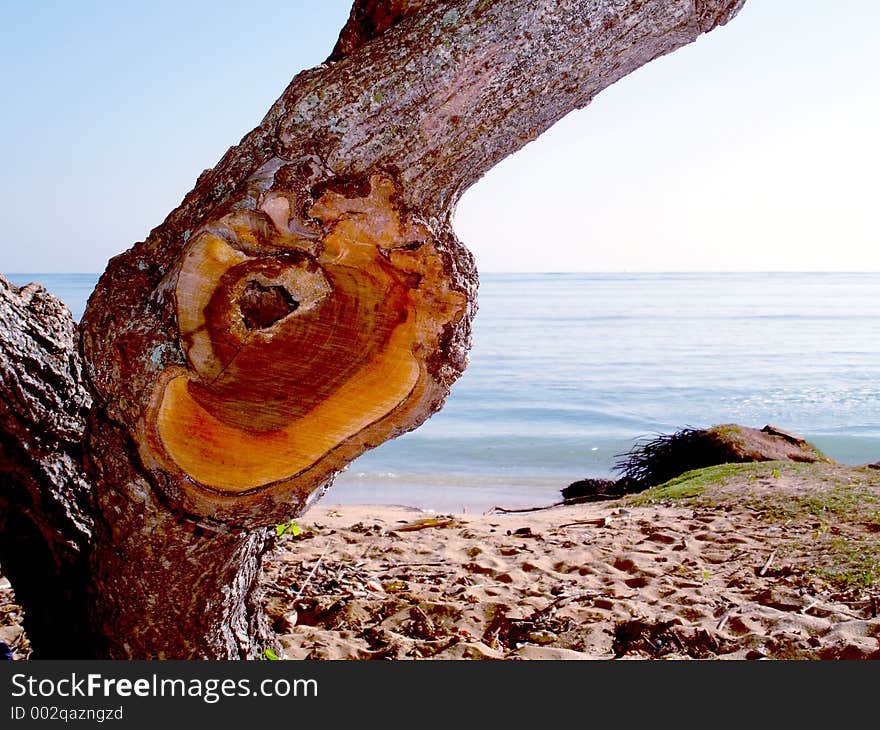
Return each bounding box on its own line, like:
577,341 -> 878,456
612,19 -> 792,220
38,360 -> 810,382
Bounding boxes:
240,280 -> 299,330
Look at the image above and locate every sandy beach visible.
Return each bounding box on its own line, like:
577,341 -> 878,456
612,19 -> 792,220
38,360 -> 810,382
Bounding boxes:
2,462 -> 878,660
263,462 -> 880,660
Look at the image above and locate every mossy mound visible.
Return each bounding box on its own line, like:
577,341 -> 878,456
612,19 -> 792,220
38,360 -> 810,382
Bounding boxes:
613,423 -> 830,491
563,424 -> 832,503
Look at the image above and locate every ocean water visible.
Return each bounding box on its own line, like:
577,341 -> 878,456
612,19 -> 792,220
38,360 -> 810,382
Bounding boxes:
9,272 -> 880,511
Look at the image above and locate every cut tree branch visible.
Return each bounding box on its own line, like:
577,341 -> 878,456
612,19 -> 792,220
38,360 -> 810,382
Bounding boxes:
80,0 -> 744,529
0,0 -> 746,657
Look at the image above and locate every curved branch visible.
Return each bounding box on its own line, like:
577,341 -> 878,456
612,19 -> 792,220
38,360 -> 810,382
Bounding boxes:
142,0 -> 745,231
80,0 -> 744,531
277,0 -> 747,218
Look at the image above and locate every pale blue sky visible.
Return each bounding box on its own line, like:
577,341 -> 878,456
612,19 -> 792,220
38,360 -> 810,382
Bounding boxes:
2,1 -> 878,273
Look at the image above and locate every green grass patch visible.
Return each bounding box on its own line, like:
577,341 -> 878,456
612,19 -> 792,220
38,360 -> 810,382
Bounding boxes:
812,537 -> 880,591
746,478 -> 880,523
617,459 -> 880,594
799,484 -> 878,518
622,461 -> 880,516
622,462 -> 757,506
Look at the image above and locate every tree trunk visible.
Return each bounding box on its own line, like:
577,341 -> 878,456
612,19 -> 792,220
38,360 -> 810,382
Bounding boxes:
0,276 -> 93,658
0,0 -> 744,658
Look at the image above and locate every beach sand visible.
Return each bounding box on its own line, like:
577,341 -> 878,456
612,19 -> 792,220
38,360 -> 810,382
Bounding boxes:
2,463 -> 878,659
265,463 -> 880,660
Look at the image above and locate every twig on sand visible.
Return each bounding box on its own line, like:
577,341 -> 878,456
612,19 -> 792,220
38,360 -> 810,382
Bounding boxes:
559,516 -> 612,529
801,598 -> 821,615
484,501 -> 566,515
295,542 -> 332,600
804,598 -> 868,622
533,590 -> 603,617
716,605 -> 737,631
393,517 -> 457,532
758,550 -> 777,577
828,605 -> 870,621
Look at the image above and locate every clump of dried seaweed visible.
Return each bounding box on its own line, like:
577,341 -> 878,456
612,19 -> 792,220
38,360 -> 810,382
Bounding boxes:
612,427 -> 727,491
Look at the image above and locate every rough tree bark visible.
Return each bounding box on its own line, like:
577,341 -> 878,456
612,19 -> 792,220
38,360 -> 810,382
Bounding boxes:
0,0 -> 744,658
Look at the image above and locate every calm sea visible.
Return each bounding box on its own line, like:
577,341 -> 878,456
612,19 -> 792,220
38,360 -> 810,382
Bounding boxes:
10,272 -> 880,511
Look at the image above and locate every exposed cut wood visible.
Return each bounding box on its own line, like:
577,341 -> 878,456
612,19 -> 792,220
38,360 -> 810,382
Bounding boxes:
138,171 -> 466,522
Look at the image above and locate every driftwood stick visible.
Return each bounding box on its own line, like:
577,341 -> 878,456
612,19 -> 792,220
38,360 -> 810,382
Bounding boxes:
715,605 -> 737,631
485,501 -> 568,515
559,517 -> 613,528
392,518 -> 457,533
758,550 -> 777,577
800,598 -> 821,615
294,542 -> 333,601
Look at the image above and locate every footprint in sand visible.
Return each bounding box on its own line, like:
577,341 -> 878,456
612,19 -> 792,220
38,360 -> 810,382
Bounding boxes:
612,555 -> 659,579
